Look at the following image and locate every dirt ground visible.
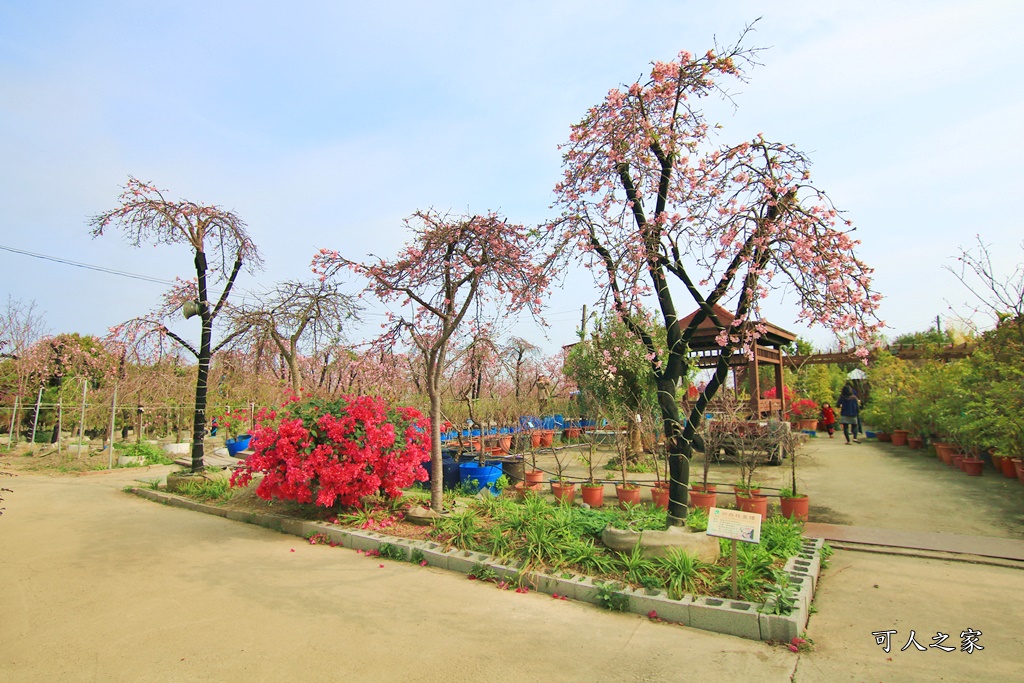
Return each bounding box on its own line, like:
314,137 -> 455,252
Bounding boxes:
1,436 -> 1022,682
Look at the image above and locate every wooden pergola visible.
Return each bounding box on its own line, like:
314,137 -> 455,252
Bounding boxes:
678,305 -> 797,419
787,342 -> 976,367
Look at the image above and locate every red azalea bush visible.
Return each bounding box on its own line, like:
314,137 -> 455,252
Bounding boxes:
787,398 -> 820,420
230,394 -> 430,508
762,385 -> 796,403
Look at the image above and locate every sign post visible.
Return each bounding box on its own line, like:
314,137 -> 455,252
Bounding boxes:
705,507 -> 763,600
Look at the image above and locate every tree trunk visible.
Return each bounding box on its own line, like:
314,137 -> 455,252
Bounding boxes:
626,419 -> 643,461
658,376 -> 689,526
190,251 -> 213,473
428,383 -> 443,512
191,326 -> 212,472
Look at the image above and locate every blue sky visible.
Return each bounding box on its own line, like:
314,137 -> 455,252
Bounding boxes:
2,0 -> 1022,354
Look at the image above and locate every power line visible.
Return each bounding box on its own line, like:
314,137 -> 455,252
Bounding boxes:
0,243 -> 177,285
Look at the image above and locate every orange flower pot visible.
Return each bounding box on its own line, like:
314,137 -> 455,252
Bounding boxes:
650,485 -> 670,510
615,484 -> 642,509
688,489 -> 717,511
581,484 -> 605,508
736,493 -> 768,519
780,495 -> 809,521
551,481 -> 576,503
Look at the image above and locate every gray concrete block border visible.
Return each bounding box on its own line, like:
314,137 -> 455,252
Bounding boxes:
128,487 -> 823,641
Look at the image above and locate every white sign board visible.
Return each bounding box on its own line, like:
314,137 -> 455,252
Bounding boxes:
705,507 -> 762,544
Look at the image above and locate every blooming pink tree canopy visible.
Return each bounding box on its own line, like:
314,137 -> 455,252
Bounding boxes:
551,29 -> 882,524
91,177 -> 262,472
314,209 -> 551,511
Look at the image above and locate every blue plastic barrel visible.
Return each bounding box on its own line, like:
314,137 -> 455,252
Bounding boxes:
459,461 -> 503,495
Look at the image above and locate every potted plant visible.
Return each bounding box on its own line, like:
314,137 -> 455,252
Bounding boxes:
613,423 -> 641,509
648,448 -> 670,510
578,433 -> 606,508
519,418 -> 546,487
218,408 -> 252,457
788,397 -> 820,432
731,421 -> 773,519
861,350 -> 914,444
549,442 -> 576,503
778,427 -> 809,520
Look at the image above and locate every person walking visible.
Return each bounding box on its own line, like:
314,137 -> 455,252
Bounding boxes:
837,385 -> 860,444
821,402 -> 836,438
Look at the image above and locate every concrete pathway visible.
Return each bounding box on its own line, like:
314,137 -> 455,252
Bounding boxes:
2,434 -> 1023,682
0,467 -> 798,682
804,523 -> 1024,562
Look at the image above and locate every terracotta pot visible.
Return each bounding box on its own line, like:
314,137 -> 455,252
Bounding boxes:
1014,458 -> 1024,486
734,486 -> 761,507
876,432 -> 892,443
797,419 -> 818,431
961,458 -> 984,476
524,470 -> 545,484
530,432 -> 541,448
498,435 -> 512,453
780,495 -> 809,521
891,429 -> 910,447
688,489 -> 717,511
539,430 -> 554,448
615,484 -> 642,509
953,453 -> 967,471
907,436 -> 924,450
691,483 -> 717,493
551,481 -> 576,503
581,484 -> 605,508
650,485 -> 670,510
736,493 -> 769,519
565,427 -> 581,439
1001,455 -> 1019,479
514,482 -> 544,500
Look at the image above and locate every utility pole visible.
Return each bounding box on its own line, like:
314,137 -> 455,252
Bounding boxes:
580,304 -> 588,340
935,315 -> 942,334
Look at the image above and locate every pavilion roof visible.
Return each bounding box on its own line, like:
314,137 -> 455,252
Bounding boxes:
677,305 -> 796,350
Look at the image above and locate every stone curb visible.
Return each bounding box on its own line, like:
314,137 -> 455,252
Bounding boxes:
127,487 -> 821,641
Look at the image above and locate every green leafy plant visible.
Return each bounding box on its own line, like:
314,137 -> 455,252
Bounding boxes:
176,477 -> 233,502
655,549 -> 706,600
115,441 -> 174,466
378,542 -> 408,561
615,544 -> 657,586
594,581 -> 629,612
435,509 -> 483,550
470,561 -> 498,582
761,569 -> 797,615
684,505 -> 708,532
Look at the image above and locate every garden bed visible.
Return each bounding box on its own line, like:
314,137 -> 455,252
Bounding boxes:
128,479 -> 825,641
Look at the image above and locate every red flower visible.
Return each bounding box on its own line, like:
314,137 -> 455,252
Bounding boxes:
230,394 -> 430,509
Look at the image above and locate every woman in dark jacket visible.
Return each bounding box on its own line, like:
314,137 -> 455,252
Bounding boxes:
837,385 -> 860,444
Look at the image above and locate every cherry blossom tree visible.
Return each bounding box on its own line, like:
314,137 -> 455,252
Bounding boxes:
314,209 -> 550,511
232,279 -> 362,395
551,30 -> 882,524
91,178 -> 262,472
0,298 -> 48,440
501,336 -> 541,400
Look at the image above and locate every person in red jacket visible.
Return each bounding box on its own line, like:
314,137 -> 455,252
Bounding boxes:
821,402 -> 836,438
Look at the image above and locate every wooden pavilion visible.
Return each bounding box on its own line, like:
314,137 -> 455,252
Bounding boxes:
678,305 -> 797,419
